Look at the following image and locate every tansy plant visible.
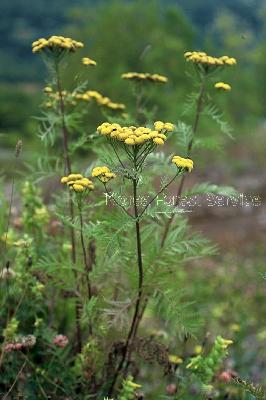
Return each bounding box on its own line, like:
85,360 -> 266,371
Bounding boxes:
160,50 -> 237,246
61,173 -> 95,333
0,35 -> 245,400
32,34 -> 125,353
93,118 -> 193,395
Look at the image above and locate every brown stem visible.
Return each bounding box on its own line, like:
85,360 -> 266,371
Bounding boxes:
55,62 -> 82,352
108,160 -> 144,396
128,80 -> 206,344
79,205 -> 93,335
108,81 -> 205,393
2,359 -> 27,400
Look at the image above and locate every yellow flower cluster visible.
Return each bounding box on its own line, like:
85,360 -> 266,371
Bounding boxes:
184,51 -> 237,67
214,82 -> 231,91
91,166 -> 116,183
97,121 -> 174,146
82,57 -> 97,66
154,121 -> 174,132
76,90 -> 125,110
172,156 -> 194,172
122,72 -> 168,83
32,36 -> 84,54
168,355 -> 183,365
61,174 -> 94,193
42,87 -> 125,110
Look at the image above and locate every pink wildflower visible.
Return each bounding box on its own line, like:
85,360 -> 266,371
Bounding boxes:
53,334 -> 69,348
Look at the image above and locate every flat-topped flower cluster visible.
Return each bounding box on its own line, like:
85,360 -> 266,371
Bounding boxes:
92,166 -> 116,183
82,57 -> 97,66
61,174 -> 94,192
184,51 -> 237,67
42,87 -> 125,111
214,82 -> 232,91
122,72 -> 168,83
97,121 -> 174,146
76,90 -> 125,110
32,36 -> 84,54
172,156 -> 194,172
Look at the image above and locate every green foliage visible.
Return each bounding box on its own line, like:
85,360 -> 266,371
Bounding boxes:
1,0 -> 265,160
118,376 -> 141,400
187,336 -> 233,385
234,377 -> 266,400
0,6 -> 265,399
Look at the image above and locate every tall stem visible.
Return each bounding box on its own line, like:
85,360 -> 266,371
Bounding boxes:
160,80 -> 205,248
108,80 -> 205,393
55,62 -> 72,174
108,155 -> 144,396
78,204 -> 93,335
55,61 -> 82,352
131,79 -> 206,341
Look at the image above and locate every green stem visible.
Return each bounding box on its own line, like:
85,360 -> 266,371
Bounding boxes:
160,79 -> 206,248
139,172 -> 179,218
107,152 -> 144,396
55,60 -> 82,353
131,78 -> 207,341
104,184 -> 133,218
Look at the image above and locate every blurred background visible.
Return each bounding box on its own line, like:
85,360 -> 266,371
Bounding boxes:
1,0 -> 265,242
1,1 -> 265,237
1,0 -> 265,146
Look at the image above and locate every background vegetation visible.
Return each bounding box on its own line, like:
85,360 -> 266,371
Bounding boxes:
0,0 -> 265,398
1,0 -> 265,152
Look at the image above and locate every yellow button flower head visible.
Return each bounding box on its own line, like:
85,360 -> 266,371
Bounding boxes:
172,156 -> 194,172
153,137 -> 164,145
60,173 -> 94,192
97,121 -> 174,147
168,354 -> 183,365
194,345 -> 203,354
121,72 -> 168,83
125,137 -> 135,145
73,184 -> 85,192
106,101 -> 125,110
92,166 -> 116,183
154,121 -> 175,132
214,82 -> 231,91
75,90 -> 125,111
184,51 -> 237,70
32,35 -> 84,58
154,121 -> 165,131
82,57 -> 97,66
164,122 -> 174,132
